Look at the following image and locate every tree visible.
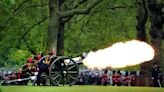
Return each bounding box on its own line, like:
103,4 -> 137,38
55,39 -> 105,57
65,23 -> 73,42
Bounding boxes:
46,0 -> 102,56
136,0 -> 151,76
1,0 -> 137,67
0,0 -> 48,67
148,0 -> 164,66
136,0 -> 148,42
0,0 -> 151,70
64,0 -> 137,56
136,0 -> 164,76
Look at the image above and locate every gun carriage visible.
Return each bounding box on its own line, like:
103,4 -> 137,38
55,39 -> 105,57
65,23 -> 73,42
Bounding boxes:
38,55 -> 82,86
1,55 -> 83,86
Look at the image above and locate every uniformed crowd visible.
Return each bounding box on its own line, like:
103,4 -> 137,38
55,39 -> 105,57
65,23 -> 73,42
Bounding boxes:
77,67 -> 163,87
2,51 -> 55,85
77,70 -> 137,86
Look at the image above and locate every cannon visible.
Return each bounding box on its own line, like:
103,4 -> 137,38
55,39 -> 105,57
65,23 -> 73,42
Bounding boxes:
35,55 -> 83,86
0,55 -> 83,86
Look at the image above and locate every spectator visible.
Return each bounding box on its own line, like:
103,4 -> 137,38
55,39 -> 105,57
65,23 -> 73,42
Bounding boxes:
151,64 -> 163,87
79,72 -> 85,85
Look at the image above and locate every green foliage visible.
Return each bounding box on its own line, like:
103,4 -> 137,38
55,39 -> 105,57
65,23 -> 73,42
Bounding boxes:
2,0 -> 15,6
65,0 -> 137,56
0,0 -> 48,68
7,48 -> 32,69
0,0 -> 163,71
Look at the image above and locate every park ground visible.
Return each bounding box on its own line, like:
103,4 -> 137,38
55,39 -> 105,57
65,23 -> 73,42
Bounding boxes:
0,85 -> 164,92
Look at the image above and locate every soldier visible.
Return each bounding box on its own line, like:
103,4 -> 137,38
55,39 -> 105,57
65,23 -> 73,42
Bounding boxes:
36,51 -> 54,86
112,70 -> 122,86
33,54 -> 42,68
17,58 -> 33,79
17,57 -> 33,85
101,70 -> 109,86
34,54 -> 42,65
130,71 -> 136,86
123,71 -> 130,86
31,54 -> 42,76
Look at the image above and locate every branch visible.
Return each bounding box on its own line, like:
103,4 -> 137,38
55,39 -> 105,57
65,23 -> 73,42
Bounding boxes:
12,0 -> 29,13
0,4 -> 48,27
74,0 -> 87,8
21,17 -> 48,42
21,17 -> 47,53
68,4 -> 134,27
89,5 -> 134,15
61,15 -> 74,23
28,4 -> 48,7
62,3 -> 134,23
59,0 -> 102,18
61,0 -> 88,23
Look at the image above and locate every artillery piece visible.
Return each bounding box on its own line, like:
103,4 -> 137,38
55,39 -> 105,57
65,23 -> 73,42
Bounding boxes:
0,55 -> 83,86
34,55 -> 83,86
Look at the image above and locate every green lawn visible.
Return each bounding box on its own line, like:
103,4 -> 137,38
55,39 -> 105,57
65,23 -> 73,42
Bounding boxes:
0,86 -> 164,92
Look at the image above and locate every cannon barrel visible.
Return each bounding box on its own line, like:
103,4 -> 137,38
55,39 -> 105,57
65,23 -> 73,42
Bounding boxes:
76,61 -> 83,65
71,56 -> 84,65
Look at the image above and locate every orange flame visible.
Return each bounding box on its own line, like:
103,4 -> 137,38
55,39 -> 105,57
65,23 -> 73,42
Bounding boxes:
83,40 -> 154,69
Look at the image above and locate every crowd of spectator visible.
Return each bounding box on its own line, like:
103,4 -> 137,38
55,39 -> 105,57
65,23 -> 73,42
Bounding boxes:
1,64 -> 163,87
76,70 -> 139,86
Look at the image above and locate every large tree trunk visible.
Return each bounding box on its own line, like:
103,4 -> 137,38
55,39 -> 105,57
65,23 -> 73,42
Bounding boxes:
46,0 -> 60,55
148,0 -> 164,67
57,23 -> 64,56
138,0 -> 164,77
56,0 -> 65,56
46,0 -> 102,56
136,0 -> 152,77
136,0 -> 148,42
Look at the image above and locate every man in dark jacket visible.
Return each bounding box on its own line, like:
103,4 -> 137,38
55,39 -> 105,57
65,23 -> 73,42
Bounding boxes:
151,64 -> 163,87
36,51 -> 54,86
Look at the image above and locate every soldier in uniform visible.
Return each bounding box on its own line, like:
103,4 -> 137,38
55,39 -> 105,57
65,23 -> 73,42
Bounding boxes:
112,70 -> 122,86
17,58 -> 33,79
123,71 -> 130,86
17,57 -> 33,84
34,54 -> 42,65
36,51 -> 54,86
101,70 -> 109,86
130,71 -> 136,86
31,54 -> 42,76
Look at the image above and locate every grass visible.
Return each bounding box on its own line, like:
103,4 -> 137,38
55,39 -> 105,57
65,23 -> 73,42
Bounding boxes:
0,85 -> 164,92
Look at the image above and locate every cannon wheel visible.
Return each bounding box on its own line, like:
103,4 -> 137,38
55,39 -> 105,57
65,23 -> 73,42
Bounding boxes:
49,56 -> 79,86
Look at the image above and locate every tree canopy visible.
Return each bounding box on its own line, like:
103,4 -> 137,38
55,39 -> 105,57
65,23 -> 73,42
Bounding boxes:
0,0 -> 163,71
